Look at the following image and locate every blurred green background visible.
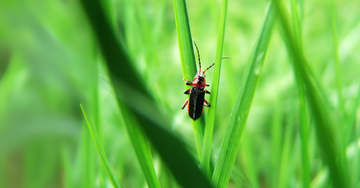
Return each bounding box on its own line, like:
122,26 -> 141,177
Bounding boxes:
1,0 -> 360,187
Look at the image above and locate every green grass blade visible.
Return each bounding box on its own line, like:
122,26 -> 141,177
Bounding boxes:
80,120 -> 95,188
211,1 -> 278,187
61,146 -> 73,188
344,80 -> 360,187
273,0 -> 349,187
330,0 -> 345,117
173,0 -> 205,160
79,0 -> 212,187
201,0 -> 229,179
270,99 -> 283,188
278,110 -> 294,188
119,109 -> 161,188
289,0 -> 310,187
173,0 -> 196,79
344,80 -> 360,144
80,104 -> 121,188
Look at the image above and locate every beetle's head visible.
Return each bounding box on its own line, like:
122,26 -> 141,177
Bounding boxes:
192,72 -> 206,87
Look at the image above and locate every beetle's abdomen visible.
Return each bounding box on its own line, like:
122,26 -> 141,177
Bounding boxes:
188,87 -> 205,120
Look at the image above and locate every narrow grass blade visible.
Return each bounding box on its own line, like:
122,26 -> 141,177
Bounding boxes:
344,80 -> 360,144
80,120 -> 94,188
201,0 -> 229,179
173,0 -> 205,160
344,80 -> 360,187
297,84 -> 310,188
330,0 -> 345,116
270,99 -> 283,188
79,0 -> 213,187
61,146 -> 73,188
211,1 -> 278,187
242,134 -> 260,188
273,0 -> 349,187
278,103 -> 298,188
289,0 -> 310,187
118,108 -> 161,188
80,104 -> 121,188
173,0 -> 196,79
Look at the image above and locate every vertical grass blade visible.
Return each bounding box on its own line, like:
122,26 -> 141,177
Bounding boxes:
211,1 -> 278,187
289,0 -> 310,187
270,100 -> 283,188
201,0 -> 229,178
344,80 -> 360,187
330,0 -> 345,117
80,121 -> 95,188
119,109 -> 161,188
80,0 -> 213,187
344,80 -> 360,145
80,104 -> 121,188
173,0 -> 196,79
61,146 -> 73,188
173,0 -> 205,160
273,0 -> 349,187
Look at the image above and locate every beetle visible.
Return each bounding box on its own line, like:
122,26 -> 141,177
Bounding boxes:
181,41 -> 228,120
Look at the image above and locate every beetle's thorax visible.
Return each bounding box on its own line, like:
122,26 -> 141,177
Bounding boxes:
192,73 -> 206,88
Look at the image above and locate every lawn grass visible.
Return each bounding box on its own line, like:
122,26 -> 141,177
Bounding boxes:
0,0 -> 359,187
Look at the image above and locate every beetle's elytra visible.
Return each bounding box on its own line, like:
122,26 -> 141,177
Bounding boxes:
181,41 -> 213,120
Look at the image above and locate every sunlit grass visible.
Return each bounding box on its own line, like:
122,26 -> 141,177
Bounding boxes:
1,0 -> 360,187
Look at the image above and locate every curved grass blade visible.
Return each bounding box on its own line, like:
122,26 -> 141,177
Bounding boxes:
201,0 -> 229,178
79,0 -> 213,187
80,104 -> 121,188
173,0 -> 206,160
273,0 -> 349,187
211,1 -> 278,187
289,0 -> 310,187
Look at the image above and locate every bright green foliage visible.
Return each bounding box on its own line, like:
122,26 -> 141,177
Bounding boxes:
1,0 -> 360,187
212,1 -> 277,187
173,0 -> 206,161
80,104 -> 121,188
201,0 -> 229,179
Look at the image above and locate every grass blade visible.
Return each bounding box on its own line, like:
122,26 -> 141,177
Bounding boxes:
273,0 -> 349,187
80,104 -> 121,188
173,0 -> 206,160
211,1 -> 278,187
201,0 -> 229,178
79,0 -> 213,187
119,109 -> 161,188
330,0 -> 345,116
80,121 -> 95,188
289,0 -> 310,187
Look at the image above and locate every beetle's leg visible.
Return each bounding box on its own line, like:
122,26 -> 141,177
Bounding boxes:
181,99 -> 189,109
206,83 -> 210,86
205,89 -> 210,94
204,99 -> 211,107
184,89 -> 191,94
183,78 -> 193,86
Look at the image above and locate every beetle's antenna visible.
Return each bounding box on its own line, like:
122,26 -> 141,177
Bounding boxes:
203,63 -> 214,74
193,40 -> 201,73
